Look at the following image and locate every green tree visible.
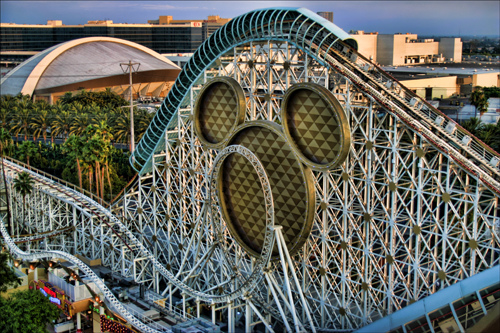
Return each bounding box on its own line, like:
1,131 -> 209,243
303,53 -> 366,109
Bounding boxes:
479,122 -> 500,152
81,124 -> 113,201
62,135 -> 85,189
0,96 -> 16,129
0,252 -> 21,293
10,108 -> 31,141
482,86 -> 500,99
114,114 -> 132,150
470,88 -> 489,116
0,128 -> 13,157
135,108 -> 154,141
13,171 -> 35,226
17,141 -> 38,166
31,107 -> 52,143
70,113 -> 92,137
51,110 -> 72,142
461,117 -> 483,136
0,289 -> 60,333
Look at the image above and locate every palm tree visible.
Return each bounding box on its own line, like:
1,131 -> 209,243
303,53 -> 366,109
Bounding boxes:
0,128 -> 13,156
461,117 -> 483,136
51,111 -> 73,142
135,108 -> 154,141
17,141 -> 38,166
31,108 -> 52,143
470,88 -> 488,116
114,114 -> 132,150
70,113 -> 92,137
10,107 -> 31,140
13,171 -> 35,229
63,135 -> 85,189
479,123 -> 500,153
69,102 -> 88,115
0,96 -> 16,129
0,129 -> 13,234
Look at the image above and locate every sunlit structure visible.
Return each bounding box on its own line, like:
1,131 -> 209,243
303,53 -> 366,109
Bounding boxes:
0,37 -> 180,102
1,7 -> 499,332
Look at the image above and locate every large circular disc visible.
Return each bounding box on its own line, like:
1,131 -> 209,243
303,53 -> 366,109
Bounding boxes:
282,83 -> 351,171
193,77 -> 246,149
219,121 -> 315,257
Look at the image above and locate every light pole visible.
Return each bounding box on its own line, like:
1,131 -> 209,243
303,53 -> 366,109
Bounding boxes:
120,61 -> 140,153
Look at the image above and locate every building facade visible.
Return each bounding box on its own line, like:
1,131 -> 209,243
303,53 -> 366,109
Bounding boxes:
316,11 -> 333,22
0,15 -> 230,65
350,31 -> 462,66
0,37 -> 181,102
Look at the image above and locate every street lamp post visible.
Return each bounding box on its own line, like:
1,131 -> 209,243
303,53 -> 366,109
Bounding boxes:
120,61 -> 140,154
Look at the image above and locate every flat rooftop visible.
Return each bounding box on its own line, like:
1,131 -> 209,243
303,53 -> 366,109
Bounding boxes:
382,60 -> 500,77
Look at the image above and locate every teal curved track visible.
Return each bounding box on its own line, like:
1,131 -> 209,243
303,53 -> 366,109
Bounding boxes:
130,7 -> 358,174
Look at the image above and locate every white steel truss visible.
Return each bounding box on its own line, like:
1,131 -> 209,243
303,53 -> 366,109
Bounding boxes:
1,7 -> 499,332
111,38 -> 499,331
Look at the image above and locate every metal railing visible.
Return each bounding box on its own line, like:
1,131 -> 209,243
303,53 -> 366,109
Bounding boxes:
145,290 -> 195,321
1,156 -> 110,207
0,215 -> 163,333
312,37 -> 500,176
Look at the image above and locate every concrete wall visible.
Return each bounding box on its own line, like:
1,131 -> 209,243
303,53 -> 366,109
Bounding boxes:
472,72 -> 500,88
404,40 -> 439,57
439,38 -> 462,63
400,76 -> 459,99
352,34 -> 378,62
377,35 -> 395,65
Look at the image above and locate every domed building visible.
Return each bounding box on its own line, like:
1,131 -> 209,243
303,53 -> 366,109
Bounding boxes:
0,37 -> 181,103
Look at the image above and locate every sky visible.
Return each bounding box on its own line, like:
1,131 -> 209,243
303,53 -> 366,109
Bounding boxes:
1,1 -> 499,37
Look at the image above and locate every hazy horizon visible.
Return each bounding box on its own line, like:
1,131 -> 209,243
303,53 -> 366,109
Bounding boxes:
1,1 -> 499,37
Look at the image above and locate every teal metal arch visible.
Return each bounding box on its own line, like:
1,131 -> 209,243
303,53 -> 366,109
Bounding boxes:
130,7 -> 358,173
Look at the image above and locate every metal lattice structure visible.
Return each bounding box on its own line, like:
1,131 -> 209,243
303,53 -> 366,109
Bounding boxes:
1,7 -> 500,333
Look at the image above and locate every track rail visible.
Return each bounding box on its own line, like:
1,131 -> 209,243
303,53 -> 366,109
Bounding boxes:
1,153 -> 273,304
307,40 -> 500,195
131,7 -> 500,194
0,216 -> 167,333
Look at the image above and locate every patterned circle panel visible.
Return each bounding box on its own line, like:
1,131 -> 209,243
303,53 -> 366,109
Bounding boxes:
282,83 -> 351,171
220,121 -> 315,257
220,153 -> 267,255
194,77 -> 245,149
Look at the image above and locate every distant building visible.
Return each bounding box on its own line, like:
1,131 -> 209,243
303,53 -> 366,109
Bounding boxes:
350,31 -> 462,66
317,11 -> 333,23
384,66 -> 499,99
0,15 -> 230,66
0,37 -> 181,103
148,15 -> 230,40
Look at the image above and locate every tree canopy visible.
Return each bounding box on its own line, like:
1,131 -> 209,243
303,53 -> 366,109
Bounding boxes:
469,88 -> 489,115
0,289 -> 60,333
0,252 -> 21,293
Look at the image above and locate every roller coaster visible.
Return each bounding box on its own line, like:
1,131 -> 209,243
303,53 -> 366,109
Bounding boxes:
1,7 -> 499,333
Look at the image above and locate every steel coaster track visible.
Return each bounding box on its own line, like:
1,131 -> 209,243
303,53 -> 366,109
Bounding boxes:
0,216 -> 167,333
131,7 -> 500,189
1,155 -> 274,304
12,225 -> 75,243
131,7 -> 356,173
1,157 -> 310,332
304,40 -> 500,195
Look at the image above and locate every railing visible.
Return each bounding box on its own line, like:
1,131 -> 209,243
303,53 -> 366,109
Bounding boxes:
145,290 -> 194,321
1,156 -> 110,207
48,272 -> 98,302
301,38 -> 500,194
3,155 -> 257,304
120,303 -> 171,332
313,38 -> 500,176
0,215 -> 163,333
